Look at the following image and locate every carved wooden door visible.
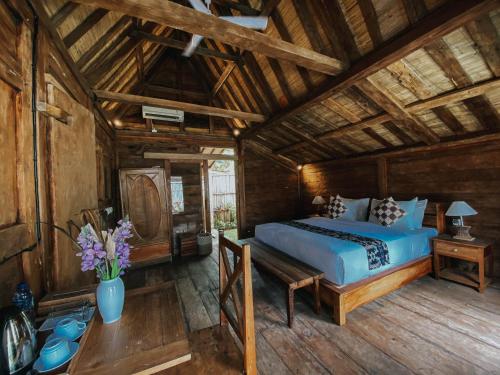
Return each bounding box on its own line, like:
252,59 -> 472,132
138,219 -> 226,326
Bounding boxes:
119,168 -> 172,264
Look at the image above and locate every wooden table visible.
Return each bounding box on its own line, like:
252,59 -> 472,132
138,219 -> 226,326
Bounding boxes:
67,282 -> 191,374
433,235 -> 494,293
244,238 -> 324,328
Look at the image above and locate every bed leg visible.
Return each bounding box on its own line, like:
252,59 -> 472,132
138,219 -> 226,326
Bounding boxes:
332,294 -> 346,326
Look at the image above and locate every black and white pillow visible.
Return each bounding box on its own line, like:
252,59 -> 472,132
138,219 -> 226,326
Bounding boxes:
328,195 -> 348,219
371,197 -> 406,227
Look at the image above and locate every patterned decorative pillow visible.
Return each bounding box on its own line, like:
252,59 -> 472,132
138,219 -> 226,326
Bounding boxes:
328,195 -> 348,219
371,197 -> 406,227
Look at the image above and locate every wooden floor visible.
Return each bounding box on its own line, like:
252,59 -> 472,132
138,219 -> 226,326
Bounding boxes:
123,244 -> 500,374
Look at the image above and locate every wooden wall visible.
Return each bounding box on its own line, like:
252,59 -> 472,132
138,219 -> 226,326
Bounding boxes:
301,138 -> 500,277
240,148 -> 300,237
0,0 -> 116,303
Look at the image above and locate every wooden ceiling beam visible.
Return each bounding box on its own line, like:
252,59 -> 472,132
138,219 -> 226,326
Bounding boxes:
145,84 -> 209,101
76,16 -> 131,70
51,2 -> 80,28
116,129 -> 235,147
355,79 -> 440,144
406,77 -> 500,113
144,152 -> 237,161
425,39 -> 500,131
95,90 -> 266,122
134,30 -> 240,62
241,0 -> 498,139
466,14 -> 500,76
71,0 -> 345,75
63,8 -> 109,48
245,140 -> 298,172
211,62 -> 237,97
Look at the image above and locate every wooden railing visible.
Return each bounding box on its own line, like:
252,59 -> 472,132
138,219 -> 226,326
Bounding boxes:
218,230 -> 256,375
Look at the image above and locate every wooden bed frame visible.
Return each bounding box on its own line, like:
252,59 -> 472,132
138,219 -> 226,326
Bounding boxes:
249,202 -> 446,326
317,202 -> 447,325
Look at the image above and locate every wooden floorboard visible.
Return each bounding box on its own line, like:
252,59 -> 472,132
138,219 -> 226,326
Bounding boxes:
124,245 -> 500,375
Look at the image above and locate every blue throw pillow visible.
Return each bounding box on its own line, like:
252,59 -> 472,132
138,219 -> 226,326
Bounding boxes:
369,197 -> 418,230
412,199 -> 428,229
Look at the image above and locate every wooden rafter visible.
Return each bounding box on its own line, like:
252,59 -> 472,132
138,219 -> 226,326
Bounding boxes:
63,8 -> 109,48
211,62 -> 237,97
241,0 -> 499,139
71,0 -> 346,75
95,90 -> 266,122
76,16 -> 131,69
134,31 -> 240,62
51,2 -> 80,28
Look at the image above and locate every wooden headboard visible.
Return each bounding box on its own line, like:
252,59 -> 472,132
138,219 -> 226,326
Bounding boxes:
423,202 -> 448,234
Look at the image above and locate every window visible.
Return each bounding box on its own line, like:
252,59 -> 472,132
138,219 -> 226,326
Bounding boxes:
171,176 -> 184,214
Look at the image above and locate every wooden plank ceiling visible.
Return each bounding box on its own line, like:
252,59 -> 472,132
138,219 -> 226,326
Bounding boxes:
40,0 -> 500,164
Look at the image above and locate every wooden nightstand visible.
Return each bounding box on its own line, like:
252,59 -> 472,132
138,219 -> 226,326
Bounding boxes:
433,235 -> 494,293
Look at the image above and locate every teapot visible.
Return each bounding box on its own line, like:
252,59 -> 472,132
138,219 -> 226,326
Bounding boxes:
0,306 -> 37,374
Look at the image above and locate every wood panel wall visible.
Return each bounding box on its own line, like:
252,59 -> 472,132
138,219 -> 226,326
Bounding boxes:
0,0 -> 116,303
301,139 -> 500,277
240,148 -> 300,237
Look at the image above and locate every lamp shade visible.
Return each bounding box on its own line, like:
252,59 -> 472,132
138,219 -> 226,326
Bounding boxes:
312,195 -> 326,205
445,201 -> 477,217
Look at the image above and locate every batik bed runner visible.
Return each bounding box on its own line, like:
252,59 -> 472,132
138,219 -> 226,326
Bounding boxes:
280,221 -> 390,270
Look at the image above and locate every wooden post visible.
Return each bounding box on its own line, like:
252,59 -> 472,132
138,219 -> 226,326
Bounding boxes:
236,141 -> 246,238
218,230 -> 228,326
202,160 -> 211,232
241,242 -> 256,375
164,160 -> 174,254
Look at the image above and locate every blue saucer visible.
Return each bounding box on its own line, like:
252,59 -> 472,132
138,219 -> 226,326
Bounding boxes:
33,341 -> 79,373
48,323 -> 86,342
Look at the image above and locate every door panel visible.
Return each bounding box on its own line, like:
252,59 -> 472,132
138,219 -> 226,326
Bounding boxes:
119,168 -> 171,265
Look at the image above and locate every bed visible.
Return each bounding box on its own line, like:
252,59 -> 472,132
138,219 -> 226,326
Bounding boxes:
253,202 -> 446,325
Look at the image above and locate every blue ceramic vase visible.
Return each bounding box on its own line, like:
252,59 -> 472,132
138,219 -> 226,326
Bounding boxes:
96,277 -> 124,324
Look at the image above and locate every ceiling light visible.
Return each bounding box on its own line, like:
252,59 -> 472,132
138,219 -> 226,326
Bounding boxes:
233,129 -> 240,136
297,165 -> 303,171
113,118 -> 122,126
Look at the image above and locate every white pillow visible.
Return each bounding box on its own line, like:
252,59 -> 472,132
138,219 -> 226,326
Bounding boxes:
330,196 -> 370,221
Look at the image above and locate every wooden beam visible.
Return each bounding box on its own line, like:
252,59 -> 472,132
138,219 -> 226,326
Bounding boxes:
356,79 -> 440,144
76,16 -> 131,70
63,8 -> 109,48
212,62 -> 237,97
51,2 -> 80,28
36,101 -> 72,125
134,31 -> 240,62
95,90 -> 266,122
241,0 -> 499,139
30,1 -> 92,98
319,113 -> 393,139
405,77 -> 500,113
144,152 -> 237,160
245,140 -> 298,173
116,129 -> 236,147
144,83 -> 208,101
71,0 -> 345,75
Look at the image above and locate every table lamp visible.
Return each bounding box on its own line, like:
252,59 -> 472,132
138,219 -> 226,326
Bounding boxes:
312,195 -> 326,215
445,201 -> 477,241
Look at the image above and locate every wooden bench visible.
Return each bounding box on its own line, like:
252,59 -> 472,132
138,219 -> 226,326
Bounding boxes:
243,238 -> 324,328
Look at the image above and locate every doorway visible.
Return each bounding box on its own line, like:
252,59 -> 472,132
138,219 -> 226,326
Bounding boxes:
206,149 -> 238,237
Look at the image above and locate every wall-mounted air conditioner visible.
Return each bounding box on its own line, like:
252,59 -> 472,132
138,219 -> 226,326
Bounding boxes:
142,105 -> 184,123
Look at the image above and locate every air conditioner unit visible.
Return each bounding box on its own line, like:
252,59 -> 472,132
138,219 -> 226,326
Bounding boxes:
142,105 -> 184,123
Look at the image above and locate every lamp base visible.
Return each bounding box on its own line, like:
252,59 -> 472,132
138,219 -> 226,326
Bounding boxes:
452,225 -> 475,241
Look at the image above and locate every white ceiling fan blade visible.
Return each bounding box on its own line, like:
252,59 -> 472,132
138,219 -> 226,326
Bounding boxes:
219,16 -> 269,30
187,0 -> 211,14
182,34 -> 204,57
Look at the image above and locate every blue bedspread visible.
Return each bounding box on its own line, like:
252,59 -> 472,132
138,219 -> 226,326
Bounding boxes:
255,217 -> 437,286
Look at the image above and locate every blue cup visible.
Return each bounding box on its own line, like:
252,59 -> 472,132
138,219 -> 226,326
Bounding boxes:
39,338 -> 71,369
54,318 -> 86,340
